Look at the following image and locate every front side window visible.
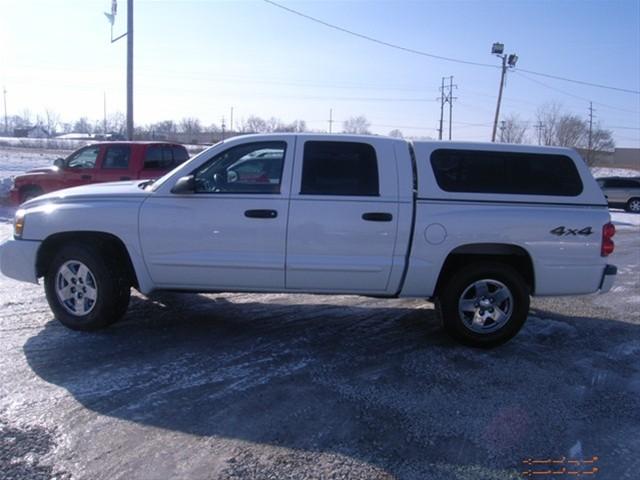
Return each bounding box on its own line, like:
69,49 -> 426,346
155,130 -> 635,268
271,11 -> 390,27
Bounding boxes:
301,141 -> 379,196
102,146 -> 131,169
430,149 -> 583,196
67,146 -> 100,169
193,141 -> 286,194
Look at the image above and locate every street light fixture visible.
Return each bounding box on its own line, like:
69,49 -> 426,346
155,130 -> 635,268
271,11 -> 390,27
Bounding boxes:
491,42 -> 518,142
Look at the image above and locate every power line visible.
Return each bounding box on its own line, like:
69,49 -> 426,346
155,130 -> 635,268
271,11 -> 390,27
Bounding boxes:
515,68 -> 639,95
262,0 -> 496,69
514,71 -> 640,114
263,0 -> 640,95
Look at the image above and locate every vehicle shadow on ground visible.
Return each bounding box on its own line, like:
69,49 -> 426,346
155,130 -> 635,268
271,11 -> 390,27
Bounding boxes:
23,293 -> 640,479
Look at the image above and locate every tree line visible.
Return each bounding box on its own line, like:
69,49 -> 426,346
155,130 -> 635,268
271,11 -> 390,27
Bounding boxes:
2,105 -> 614,162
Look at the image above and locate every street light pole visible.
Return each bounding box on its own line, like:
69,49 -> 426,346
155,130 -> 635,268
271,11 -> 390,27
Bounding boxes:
104,0 -> 133,140
491,54 -> 507,143
490,43 -> 518,142
126,0 -> 133,140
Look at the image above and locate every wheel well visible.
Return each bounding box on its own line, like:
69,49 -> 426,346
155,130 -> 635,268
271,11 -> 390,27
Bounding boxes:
434,243 -> 535,296
36,232 -> 138,288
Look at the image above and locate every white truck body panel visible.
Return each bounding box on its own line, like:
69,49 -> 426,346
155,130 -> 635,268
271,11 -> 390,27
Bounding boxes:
1,134 -> 614,301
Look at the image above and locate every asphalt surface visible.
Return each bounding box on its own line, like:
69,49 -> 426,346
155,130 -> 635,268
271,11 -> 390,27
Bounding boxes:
0,223 -> 638,480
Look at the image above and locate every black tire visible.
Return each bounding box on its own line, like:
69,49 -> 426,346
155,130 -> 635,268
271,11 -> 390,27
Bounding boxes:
626,198 -> 640,213
21,186 -> 43,203
438,262 -> 530,348
44,242 -> 130,331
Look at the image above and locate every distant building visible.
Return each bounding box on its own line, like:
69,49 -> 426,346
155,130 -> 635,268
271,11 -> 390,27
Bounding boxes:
583,148 -> 640,169
13,125 -> 50,138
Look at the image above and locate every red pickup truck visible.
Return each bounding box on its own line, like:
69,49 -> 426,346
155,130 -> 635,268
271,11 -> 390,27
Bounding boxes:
9,142 -> 189,204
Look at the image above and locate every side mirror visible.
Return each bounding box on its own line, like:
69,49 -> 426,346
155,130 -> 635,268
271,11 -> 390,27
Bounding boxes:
227,170 -> 238,183
171,175 -> 195,194
53,158 -> 64,168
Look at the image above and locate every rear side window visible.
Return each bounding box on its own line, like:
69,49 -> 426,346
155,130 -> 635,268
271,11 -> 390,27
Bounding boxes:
301,141 -> 379,196
144,145 -> 188,169
172,146 -> 189,163
102,146 -> 131,169
430,149 -> 583,196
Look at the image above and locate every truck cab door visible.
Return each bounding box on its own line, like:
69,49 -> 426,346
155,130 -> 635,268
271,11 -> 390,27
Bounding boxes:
62,145 -> 102,188
285,138 -> 403,294
139,138 -> 295,290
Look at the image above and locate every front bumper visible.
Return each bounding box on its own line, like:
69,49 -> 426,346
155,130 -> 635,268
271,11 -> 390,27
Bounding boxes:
0,238 -> 41,284
599,264 -> 617,293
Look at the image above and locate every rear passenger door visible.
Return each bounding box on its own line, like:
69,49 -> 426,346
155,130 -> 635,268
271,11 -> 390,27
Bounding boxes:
286,138 -> 399,293
96,145 -> 133,183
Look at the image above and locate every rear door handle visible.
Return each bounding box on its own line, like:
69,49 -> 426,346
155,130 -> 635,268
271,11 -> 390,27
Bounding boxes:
81,175 -> 92,180
245,209 -> 278,219
362,212 -> 393,222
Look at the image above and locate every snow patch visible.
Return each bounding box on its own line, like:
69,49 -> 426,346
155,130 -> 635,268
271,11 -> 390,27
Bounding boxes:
611,211 -> 640,229
591,166 -> 640,178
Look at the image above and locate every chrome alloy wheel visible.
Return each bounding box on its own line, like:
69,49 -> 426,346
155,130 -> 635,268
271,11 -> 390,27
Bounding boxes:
55,260 -> 98,316
457,279 -> 513,334
628,199 -> 640,213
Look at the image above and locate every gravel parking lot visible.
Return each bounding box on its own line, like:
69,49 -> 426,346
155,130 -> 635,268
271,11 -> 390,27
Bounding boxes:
1,220 -> 639,480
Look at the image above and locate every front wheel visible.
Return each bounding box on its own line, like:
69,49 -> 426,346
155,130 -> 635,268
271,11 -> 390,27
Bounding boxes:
44,243 -> 130,331
438,262 -> 530,348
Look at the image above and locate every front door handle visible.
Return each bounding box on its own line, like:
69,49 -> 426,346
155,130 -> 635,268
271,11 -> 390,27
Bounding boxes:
245,209 -> 278,219
362,212 -> 393,222
81,175 -> 92,180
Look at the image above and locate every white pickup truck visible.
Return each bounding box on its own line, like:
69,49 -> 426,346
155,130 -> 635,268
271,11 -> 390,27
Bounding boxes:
0,134 -> 617,347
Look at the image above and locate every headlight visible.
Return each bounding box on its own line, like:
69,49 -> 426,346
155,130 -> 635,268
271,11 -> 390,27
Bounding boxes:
14,209 -> 25,238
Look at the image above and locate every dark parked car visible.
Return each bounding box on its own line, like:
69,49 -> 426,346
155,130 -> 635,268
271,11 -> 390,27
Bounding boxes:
10,142 -> 189,204
596,176 -> 640,213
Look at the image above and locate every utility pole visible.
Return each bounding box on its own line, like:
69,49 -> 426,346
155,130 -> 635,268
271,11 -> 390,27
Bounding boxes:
126,0 -> 134,140
438,77 -> 445,140
103,92 -> 107,134
2,86 -> 7,135
447,76 -> 457,140
438,77 -> 457,140
230,107 -> 234,132
535,121 -> 545,145
328,108 -> 334,133
499,120 -> 506,143
104,0 -> 134,140
490,43 -> 518,142
221,116 -> 226,140
587,101 -> 595,164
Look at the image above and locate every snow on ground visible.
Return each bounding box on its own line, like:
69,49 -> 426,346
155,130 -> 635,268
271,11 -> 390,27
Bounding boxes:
591,166 -> 640,178
611,210 -> 640,229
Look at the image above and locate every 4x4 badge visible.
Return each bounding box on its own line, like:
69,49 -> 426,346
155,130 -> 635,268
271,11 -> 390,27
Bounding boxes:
550,226 -> 593,236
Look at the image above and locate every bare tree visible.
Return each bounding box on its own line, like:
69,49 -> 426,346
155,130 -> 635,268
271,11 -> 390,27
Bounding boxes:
73,117 -> 92,134
241,116 -> 268,133
108,112 -> 126,135
179,117 -> 202,135
535,102 -> 563,146
388,129 -> 404,138
343,116 -> 371,134
555,114 -> 586,148
498,114 -> 527,144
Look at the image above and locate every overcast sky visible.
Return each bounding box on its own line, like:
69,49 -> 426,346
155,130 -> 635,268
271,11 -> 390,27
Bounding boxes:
1,0 -> 639,146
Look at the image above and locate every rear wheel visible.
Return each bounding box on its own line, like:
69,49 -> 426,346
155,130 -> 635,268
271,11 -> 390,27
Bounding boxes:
626,198 -> 640,213
44,242 -> 130,331
438,262 -> 530,348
